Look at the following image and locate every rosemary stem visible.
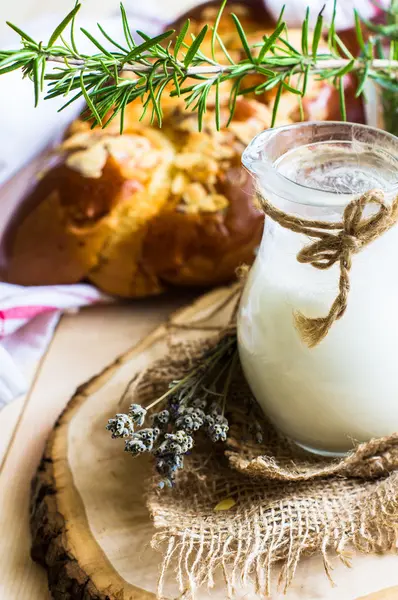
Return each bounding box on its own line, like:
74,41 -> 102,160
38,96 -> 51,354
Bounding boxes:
35,54 -> 398,77
3,0 -> 398,130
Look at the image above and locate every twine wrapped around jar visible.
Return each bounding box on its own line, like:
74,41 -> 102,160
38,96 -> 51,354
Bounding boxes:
257,189 -> 398,347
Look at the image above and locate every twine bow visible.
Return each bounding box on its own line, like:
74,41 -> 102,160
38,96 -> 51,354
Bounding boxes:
258,190 -> 398,347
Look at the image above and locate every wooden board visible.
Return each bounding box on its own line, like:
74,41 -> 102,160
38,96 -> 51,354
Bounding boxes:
0,298 -> 189,600
29,286 -> 398,600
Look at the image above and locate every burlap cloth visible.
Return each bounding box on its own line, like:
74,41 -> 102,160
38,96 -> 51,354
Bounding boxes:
134,336 -> 398,598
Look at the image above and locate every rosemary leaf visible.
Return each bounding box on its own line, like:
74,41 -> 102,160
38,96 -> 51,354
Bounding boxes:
255,66 -> 277,77
312,7 -> 324,59
227,75 -> 242,126
282,80 -> 302,95
211,0 -> 227,61
6,22 -> 37,45
258,22 -> 286,63
301,7 -> 310,55
354,9 -> 366,54
81,28 -> 114,57
279,37 -> 301,56
334,34 -> 355,60
231,13 -> 253,62
48,4 -> 81,47
335,58 -> 355,77
215,79 -> 220,130
32,58 -> 40,107
125,30 -> 175,62
79,72 -> 102,125
276,5 -> 286,28
70,1 -> 79,54
338,77 -> 347,121
120,3 -> 136,50
0,50 -> 35,69
215,32 -> 235,65
356,61 -> 370,97
184,25 -> 208,67
98,23 -> 128,53
302,63 -> 310,96
328,0 -> 337,53
174,19 -> 190,60
0,60 -> 30,75
57,88 -> 84,111
271,81 -> 283,127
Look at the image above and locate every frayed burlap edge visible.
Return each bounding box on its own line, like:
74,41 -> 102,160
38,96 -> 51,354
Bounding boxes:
227,431 -> 398,481
149,456 -> 398,599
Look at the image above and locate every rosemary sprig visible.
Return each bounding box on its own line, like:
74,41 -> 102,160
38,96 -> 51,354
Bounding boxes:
1,1 -> 398,131
365,0 -> 398,135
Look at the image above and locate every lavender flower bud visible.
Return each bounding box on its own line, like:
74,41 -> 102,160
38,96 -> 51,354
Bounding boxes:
207,420 -> 229,443
106,414 -> 134,438
128,404 -> 147,427
153,409 -> 170,428
124,439 -> 147,455
156,453 -> 185,487
156,439 -> 182,455
191,398 -> 207,410
152,427 -> 161,438
132,428 -> 158,451
209,402 -> 222,415
175,414 -> 194,431
205,414 -> 215,427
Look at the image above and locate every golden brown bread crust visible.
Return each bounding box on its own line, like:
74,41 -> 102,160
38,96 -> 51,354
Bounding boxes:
4,0 -> 364,297
143,166 -> 262,287
139,97 -> 268,288
5,96 -> 267,297
5,128 -> 175,296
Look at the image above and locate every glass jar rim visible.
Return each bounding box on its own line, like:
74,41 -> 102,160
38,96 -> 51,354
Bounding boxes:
242,121 -> 398,208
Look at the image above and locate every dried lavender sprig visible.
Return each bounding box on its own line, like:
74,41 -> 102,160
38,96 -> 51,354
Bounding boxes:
106,333 -> 237,487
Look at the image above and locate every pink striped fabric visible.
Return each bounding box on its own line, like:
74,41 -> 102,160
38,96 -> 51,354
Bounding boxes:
0,283 -> 107,338
0,283 -> 108,406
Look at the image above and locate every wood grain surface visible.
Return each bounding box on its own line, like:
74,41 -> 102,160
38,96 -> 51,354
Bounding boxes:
0,297 -> 189,600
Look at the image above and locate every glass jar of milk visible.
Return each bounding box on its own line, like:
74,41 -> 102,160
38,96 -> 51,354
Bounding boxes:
238,122 -> 398,456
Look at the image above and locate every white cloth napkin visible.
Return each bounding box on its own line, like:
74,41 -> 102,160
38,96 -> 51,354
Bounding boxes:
0,0 -> 384,406
0,283 -> 107,407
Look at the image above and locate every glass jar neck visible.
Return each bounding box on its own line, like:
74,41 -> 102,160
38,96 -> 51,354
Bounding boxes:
244,122 -> 398,218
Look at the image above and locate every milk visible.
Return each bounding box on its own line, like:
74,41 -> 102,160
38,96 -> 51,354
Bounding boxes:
238,123 -> 398,455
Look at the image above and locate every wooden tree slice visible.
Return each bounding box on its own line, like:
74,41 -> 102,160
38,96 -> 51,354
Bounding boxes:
30,286 -> 398,600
